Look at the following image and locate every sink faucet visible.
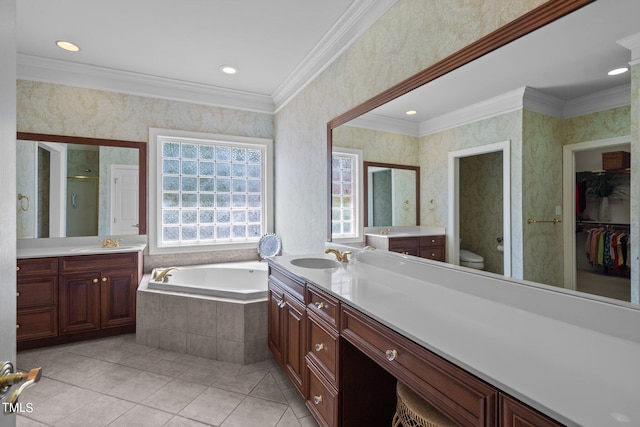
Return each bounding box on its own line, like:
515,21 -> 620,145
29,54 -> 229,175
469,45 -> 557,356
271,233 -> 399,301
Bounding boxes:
153,267 -> 179,283
100,238 -> 120,248
0,363 -> 42,414
325,248 -> 352,263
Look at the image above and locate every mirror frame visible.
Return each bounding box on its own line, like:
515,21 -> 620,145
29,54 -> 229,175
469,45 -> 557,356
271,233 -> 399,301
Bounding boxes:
17,132 -> 147,236
363,161 -> 420,227
326,0 -> 594,241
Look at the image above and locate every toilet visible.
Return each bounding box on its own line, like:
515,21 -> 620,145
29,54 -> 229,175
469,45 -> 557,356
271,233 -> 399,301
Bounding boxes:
459,249 -> 484,270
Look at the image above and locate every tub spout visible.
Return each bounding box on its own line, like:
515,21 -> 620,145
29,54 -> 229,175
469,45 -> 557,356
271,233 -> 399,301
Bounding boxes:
153,267 -> 179,283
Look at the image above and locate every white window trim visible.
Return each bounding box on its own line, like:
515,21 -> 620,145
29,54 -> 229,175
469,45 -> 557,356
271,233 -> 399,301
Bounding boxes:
148,128 -> 273,255
331,147 -> 363,244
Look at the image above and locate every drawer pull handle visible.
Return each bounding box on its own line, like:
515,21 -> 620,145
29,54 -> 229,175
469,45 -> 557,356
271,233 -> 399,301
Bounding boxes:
93,278 -> 99,283
385,349 -> 398,362
277,300 -> 285,309
16,324 -> 19,329
102,277 -> 108,282
431,253 -> 436,257
314,302 -> 325,310
315,343 -> 324,352
16,292 -> 19,297
16,266 -> 20,272
313,395 -> 323,405
431,239 -> 436,243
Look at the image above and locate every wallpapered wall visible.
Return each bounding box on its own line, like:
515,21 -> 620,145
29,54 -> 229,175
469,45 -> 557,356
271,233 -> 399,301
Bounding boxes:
273,0 -> 549,254
17,80 -> 274,269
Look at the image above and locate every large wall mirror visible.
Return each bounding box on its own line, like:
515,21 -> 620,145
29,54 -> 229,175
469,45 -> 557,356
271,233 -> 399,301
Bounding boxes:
16,132 -> 147,239
328,0 -> 640,305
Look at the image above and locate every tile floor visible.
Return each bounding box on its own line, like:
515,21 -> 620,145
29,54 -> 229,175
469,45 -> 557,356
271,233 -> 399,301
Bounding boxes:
15,334 -> 319,427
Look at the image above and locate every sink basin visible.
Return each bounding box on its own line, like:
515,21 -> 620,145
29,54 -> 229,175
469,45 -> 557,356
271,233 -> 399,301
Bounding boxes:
290,258 -> 341,269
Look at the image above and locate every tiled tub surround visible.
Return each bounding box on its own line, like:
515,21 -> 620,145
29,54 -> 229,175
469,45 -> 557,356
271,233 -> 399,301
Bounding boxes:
137,274 -> 269,365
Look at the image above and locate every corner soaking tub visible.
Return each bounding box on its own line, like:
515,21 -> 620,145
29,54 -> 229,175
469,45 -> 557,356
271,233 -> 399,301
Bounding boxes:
147,260 -> 268,300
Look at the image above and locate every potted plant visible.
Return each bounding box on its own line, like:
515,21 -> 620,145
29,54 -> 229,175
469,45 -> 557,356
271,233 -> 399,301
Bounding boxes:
586,173 -> 624,222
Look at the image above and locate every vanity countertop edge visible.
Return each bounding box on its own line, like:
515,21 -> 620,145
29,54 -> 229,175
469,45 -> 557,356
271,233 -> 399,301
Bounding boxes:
17,236 -> 148,258
269,251 -> 640,427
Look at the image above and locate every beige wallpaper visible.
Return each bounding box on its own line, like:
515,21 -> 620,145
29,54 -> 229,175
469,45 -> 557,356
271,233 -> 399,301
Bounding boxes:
273,0 -> 548,254
17,80 -> 274,269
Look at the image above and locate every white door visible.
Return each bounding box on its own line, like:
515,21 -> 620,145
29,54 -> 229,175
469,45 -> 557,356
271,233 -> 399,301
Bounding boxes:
111,165 -> 139,235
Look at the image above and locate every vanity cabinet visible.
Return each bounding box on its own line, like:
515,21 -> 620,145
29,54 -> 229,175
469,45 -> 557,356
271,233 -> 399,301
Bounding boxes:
17,251 -> 142,350
16,257 -> 59,342
366,234 -> 446,262
59,252 -> 140,333
268,263 -> 307,395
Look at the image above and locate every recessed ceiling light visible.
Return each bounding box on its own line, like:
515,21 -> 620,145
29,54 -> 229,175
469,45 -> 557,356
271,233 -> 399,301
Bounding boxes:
55,40 -> 80,52
405,110 -> 417,115
608,67 -> 629,76
220,65 -> 238,75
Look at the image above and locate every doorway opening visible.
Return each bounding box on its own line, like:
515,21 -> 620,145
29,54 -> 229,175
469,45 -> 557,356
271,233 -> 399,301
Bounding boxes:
563,137 -> 631,302
448,141 -> 511,277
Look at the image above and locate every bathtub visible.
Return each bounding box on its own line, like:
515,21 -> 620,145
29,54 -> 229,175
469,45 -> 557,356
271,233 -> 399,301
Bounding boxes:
137,260 -> 270,364
147,260 -> 268,300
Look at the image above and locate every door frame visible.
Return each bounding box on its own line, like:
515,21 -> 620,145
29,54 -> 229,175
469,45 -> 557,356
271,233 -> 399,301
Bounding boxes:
447,140 -> 511,277
562,135 -> 630,291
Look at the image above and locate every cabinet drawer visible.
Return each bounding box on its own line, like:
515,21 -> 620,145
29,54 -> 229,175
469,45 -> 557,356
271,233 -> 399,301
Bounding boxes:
307,313 -> 339,387
17,276 -> 58,309
307,285 -> 339,328
17,257 -> 58,277
60,252 -> 139,273
341,305 -> 497,427
420,246 -> 445,262
388,237 -> 420,251
17,307 -> 58,341
420,235 -> 445,247
307,362 -> 339,427
500,394 -> 563,427
269,263 -> 305,301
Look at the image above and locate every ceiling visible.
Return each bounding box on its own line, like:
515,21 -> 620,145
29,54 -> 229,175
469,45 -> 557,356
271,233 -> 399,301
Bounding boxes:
356,0 -> 640,136
16,0 -> 397,113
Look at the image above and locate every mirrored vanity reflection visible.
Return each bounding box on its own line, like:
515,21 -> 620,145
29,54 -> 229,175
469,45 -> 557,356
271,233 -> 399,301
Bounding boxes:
16,133 -> 147,239
329,0 -> 640,304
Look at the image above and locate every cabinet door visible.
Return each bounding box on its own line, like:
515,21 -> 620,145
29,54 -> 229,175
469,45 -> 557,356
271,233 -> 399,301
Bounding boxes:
59,272 -> 101,334
101,268 -> 137,328
500,394 -> 563,427
284,294 -> 306,395
268,282 -> 285,365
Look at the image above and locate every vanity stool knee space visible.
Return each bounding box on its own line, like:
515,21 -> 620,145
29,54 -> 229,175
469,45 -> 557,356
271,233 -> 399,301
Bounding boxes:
392,382 -> 457,427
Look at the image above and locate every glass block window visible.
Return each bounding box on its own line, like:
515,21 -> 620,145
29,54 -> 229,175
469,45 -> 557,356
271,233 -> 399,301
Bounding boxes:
157,136 -> 267,247
332,149 -> 360,239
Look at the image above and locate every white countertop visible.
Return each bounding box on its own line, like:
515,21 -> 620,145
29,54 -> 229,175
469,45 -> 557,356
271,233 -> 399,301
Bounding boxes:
365,225 -> 445,238
270,250 -> 640,427
17,236 -> 147,258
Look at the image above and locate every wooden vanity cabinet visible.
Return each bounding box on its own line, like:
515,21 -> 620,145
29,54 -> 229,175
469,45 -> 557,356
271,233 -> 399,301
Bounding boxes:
59,252 -> 140,333
17,251 -> 141,350
366,234 -> 446,261
16,257 -> 59,342
268,263 -> 307,396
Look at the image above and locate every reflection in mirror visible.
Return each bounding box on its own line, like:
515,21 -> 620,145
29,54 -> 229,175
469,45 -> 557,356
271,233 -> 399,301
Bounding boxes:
328,0 -> 640,305
364,162 -> 419,227
16,133 -> 147,239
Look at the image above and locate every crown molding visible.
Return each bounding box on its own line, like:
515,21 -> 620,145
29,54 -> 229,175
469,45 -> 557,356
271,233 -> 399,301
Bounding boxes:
18,54 -> 275,114
563,84 -> 630,118
272,0 -> 398,112
348,112 -> 419,137
618,32 -> 640,62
